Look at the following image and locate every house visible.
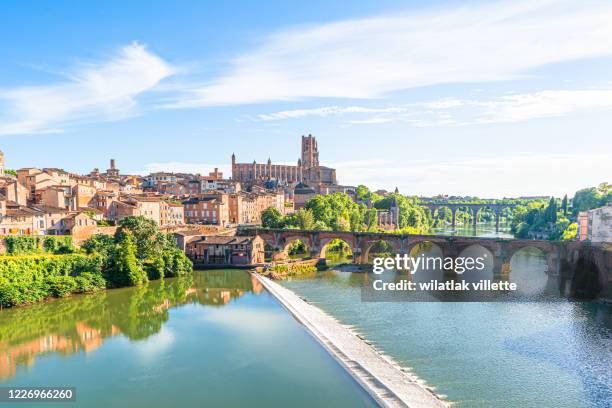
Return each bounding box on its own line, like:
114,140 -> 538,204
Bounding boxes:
161,201 -> 185,226
0,200 -> 45,235
183,194 -> 230,226
185,235 -> 265,265
577,206 -> 612,243
29,205 -> 72,234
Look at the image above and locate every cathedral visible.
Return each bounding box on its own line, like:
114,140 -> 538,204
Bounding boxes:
231,135 -> 337,190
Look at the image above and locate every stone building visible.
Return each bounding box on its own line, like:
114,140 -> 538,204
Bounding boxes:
185,235 -> 265,265
376,198 -> 400,230
231,134 -> 337,191
577,206 -> 612,243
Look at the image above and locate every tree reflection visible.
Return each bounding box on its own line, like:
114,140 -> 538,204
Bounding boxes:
0,270 -> 258,380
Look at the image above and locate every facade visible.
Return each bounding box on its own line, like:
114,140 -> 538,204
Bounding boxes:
577,206 -> 612,243
185,235 -> 265,265
376,199 -> 400,230
108,196 -> 181,226
183,194 -> 230,226
161,202 -> 185,226
231,135 -> 337,191
0,201 -> 45,235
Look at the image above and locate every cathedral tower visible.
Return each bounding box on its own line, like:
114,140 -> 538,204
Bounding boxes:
301,134 -> 319,168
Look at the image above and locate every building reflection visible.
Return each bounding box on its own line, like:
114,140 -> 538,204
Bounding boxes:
0,270 -> 261,380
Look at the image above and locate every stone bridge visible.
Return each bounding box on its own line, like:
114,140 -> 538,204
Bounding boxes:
252,229 -> 611,299
421,203 -> 517,231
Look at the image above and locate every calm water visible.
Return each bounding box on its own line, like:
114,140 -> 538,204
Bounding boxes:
282,250 -> 612,407
0,270 -> 377,408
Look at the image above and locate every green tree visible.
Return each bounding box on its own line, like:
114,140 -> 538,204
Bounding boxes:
295,209 -> 315,230
561,194 -> 568,216
572,187 -> 601,213
261,207 -> 284,228
115,216 -> 159,260
545,197 -> 558,223
108,232 -> 148,287
82,234 -> 115,258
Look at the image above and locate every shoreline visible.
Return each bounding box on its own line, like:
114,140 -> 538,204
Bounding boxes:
253,273 -> 449,408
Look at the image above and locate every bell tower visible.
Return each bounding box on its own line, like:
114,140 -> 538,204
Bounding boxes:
301,134 -> 319,169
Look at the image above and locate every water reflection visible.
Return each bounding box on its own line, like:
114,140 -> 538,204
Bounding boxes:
0,270 -> 261,380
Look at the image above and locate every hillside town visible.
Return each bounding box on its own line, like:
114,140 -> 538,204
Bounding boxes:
0,135 -> 362,239
1,134 -> 610,268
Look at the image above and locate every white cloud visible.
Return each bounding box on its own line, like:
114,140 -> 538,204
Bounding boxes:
0,43 -> 174,135
254,88 -> 612,125
475,89 -> 612,123
335,153 -> 612,198
255,105 -> 406,121
169,0 -> 612,107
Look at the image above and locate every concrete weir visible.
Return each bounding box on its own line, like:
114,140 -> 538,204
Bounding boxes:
253,274 -> 449,408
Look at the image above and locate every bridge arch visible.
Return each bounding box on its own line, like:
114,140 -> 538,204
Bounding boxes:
282,236 -> 314,258
571,257 -> 601,299
506,246 -> 549,295
318,237 -> 355,260
456,244 -> 495,279
361,238 -> 401,263
406,240 -> 445,258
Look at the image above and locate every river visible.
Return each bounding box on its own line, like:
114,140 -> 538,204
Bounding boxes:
282,248 -> 612,407
0,270 -> 377,408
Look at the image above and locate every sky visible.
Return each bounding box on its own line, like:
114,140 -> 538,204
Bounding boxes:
0,0 -> 611,198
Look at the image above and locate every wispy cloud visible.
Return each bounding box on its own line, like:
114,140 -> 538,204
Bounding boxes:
475,89 -> 612,123
0,43 -> 174,135
254,89 -> 612,125
169,0 -> 612,107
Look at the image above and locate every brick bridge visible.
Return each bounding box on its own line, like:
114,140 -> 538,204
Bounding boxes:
421,203 -> 517,231
252,229 -> 611,298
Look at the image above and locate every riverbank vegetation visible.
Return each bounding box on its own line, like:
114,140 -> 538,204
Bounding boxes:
0,216 -> 192,308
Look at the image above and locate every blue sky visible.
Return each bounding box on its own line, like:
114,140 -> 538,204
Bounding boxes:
1,0 -> 611,198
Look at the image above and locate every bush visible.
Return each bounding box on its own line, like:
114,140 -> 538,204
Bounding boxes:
4,236 -> 74,255
74,272 -> 106,293
46,275 -> 77,297
0,254 -> 101,307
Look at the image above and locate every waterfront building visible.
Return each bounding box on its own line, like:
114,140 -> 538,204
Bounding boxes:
577,206 -> 612,243
185,235 -> 265,265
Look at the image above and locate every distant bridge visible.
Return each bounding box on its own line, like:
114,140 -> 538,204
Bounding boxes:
420,203 -> 517,231
252,229 -> 611,299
